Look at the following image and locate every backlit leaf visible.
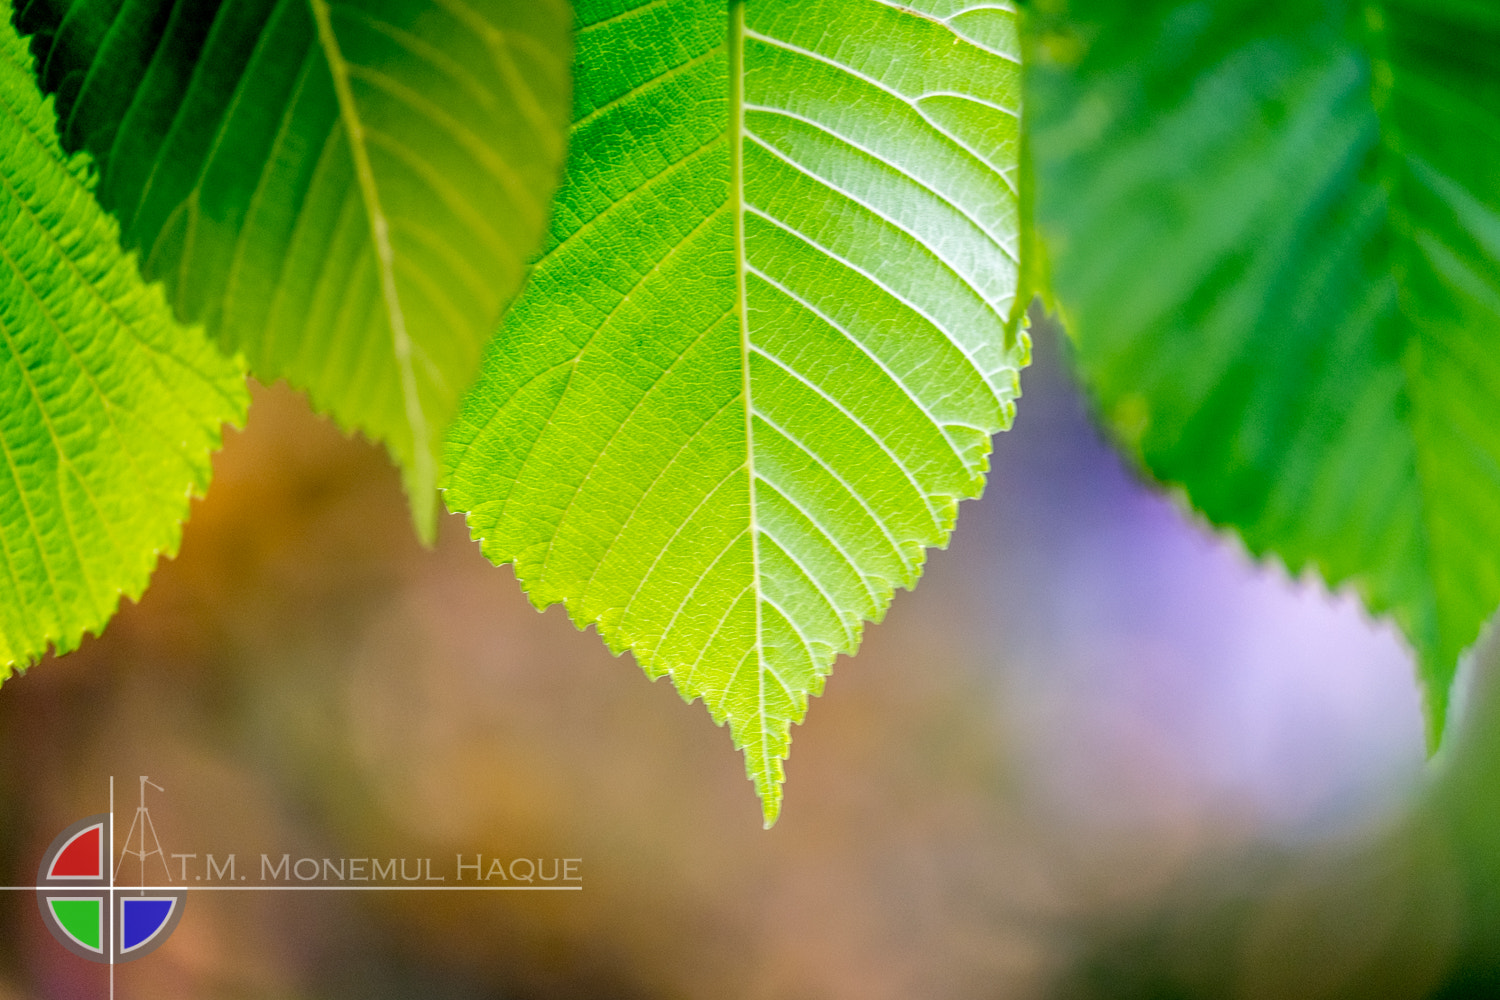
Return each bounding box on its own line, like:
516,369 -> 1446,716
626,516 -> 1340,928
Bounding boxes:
444,0 -> 1026,823
0,6 -> 247,672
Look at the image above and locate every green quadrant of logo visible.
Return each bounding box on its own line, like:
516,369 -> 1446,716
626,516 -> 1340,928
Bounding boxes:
48,897 -> 102,952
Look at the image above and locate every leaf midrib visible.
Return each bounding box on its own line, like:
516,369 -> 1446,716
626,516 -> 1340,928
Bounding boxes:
729,0 -> 776,822
309,0 -> 433,519
1357,2 -> 1446,675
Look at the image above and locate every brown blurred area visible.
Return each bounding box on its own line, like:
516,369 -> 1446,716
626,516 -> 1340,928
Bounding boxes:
1,325 -> 1498,999
0,379 -> 1073,999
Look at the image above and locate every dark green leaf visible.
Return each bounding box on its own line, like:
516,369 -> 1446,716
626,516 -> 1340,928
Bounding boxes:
15,0 -> 572,538
1027,0 -> 1500,737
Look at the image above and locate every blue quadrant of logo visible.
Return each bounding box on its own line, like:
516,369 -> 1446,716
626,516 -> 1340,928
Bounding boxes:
121,898 -> 175,953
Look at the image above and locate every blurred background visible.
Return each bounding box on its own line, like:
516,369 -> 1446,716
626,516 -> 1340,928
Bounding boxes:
2,315 -> 1498,999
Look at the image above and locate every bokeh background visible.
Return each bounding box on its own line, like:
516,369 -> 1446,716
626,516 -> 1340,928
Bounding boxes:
1,315 -> 1497,999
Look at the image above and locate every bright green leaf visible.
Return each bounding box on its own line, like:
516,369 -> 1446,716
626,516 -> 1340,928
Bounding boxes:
14,0 -> 572,539
443,0 -> 1026,823
1027,0 -> 1500,738
0,6 -> 247,674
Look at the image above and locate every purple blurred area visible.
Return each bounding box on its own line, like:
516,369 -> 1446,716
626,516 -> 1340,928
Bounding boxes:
982,324 -> 1423,840
1,316 -> 1489,1000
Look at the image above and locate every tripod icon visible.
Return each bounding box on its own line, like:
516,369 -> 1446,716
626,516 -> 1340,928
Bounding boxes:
114,777 -> 171,888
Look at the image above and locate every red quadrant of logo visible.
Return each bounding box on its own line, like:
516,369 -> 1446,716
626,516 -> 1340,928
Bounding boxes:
48,826 -> 101,879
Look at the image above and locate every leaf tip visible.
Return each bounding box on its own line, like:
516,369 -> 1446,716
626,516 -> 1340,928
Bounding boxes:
1419,652 -> 1454,759
407,486 -> 439,548
760,793 -> 782,830
754,763 -> 785,829
739,720 -> 791,830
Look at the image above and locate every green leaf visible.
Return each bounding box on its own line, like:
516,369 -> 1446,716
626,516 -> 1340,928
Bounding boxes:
0,6 -> 247,674
443,0 -> 1025,823
1027,0 -> 1500,738
14,0 -> 573,539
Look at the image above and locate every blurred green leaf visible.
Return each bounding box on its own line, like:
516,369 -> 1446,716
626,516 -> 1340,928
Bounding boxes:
443,0 -> 1026,823
1028,0 -> 1500,738
14,0 -> 572,539
0,5 -> 247,672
